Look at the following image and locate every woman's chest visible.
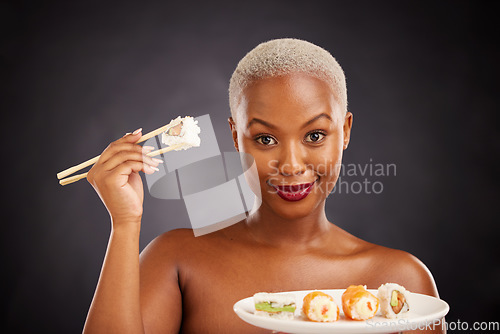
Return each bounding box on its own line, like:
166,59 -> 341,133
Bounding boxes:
177,248 -> 378,333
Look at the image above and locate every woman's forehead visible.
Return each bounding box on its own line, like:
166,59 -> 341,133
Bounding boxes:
236,73 -> 343,125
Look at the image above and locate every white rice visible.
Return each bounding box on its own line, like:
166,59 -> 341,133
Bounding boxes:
161,116 -> 201,150
254,310 -> 295,320
348,295 -> 378,320
305,295 -> 339,322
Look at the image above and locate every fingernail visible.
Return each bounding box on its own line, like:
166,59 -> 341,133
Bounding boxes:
150,166 -> 159,172
133,128 -> 142,135
142,146 -> 155,152
152,158 -> 163,164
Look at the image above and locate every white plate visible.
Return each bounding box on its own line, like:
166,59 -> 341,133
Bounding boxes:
233,289 -> 449,334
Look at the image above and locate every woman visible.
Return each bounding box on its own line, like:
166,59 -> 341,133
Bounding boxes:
83,38 -> 442,333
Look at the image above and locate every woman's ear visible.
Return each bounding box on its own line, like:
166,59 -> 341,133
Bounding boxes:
228,117 -> 239,152
343,112 -> 353,150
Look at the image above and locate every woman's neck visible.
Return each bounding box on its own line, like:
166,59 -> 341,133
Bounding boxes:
244,200 -> 332,248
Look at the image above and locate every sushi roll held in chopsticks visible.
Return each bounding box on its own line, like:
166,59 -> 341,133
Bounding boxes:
341,285 -> 379,320
253,292 -> 296,320
56,115 -> 201,186
161,116 -> 201,150
302,291 -> 339,322
377,283 -> 410,319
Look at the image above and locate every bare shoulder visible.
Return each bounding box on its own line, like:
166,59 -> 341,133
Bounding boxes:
141,228 -> 196,258
139,227 -> 228,265
139,228 -> 198,285
139,228 -> 198,282
366,245 -> 439,297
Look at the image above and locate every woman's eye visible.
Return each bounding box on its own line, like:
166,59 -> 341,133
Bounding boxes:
305,132 -> 325,143
256,135 -> 277,146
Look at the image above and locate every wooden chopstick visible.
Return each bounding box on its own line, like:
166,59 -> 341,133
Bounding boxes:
57,120 -> 182,180
59,143 -> 185,186
59,173 -> 88,186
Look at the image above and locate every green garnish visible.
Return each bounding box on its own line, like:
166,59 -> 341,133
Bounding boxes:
255,302 -> 296,313
390,290 -> 399,307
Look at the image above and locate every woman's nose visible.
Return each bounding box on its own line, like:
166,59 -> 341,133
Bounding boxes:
278,142 -> 306,176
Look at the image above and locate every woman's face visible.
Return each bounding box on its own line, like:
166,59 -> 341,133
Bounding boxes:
229,73 -> 353,220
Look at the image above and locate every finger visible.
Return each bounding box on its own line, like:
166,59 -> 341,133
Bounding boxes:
123,128 -> 143,141
88,147 -> 159,185
101,150 -> 161,172
98,142 -> 154,166
110,161 -> 158,183
89,158 -> 158,189
100,160 -> 146,189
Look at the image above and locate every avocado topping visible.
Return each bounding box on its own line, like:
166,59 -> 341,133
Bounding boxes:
390,290 -> 399,307
390,290 -> 406,314
255,302 -> 296,313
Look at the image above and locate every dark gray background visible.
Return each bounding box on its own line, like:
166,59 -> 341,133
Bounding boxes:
3,0 -> 499,332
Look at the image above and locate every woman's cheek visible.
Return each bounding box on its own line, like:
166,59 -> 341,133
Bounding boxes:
244,150 -> 276,197
258,156 -> 278,195
313,154 -> 342,196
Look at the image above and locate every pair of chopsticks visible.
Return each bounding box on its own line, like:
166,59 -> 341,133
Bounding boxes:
57,121 -> 183,186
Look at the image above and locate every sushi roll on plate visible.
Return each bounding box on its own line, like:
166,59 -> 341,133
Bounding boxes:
302,291 -> 339,322
377,283 -> 411,318
341,285 -> 379,320
253,292 -> 296,320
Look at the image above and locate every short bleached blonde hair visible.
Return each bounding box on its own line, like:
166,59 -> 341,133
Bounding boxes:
229,38 -> 347,119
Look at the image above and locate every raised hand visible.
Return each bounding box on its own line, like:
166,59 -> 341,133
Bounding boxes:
86,128 -> 162,226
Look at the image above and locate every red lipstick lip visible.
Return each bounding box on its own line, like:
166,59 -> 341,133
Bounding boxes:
269,181 -> 316,202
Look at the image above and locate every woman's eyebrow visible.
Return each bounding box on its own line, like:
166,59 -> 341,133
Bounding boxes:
246,113 -> 332,130
246,118 -> 276,129
301,113 -> 332,128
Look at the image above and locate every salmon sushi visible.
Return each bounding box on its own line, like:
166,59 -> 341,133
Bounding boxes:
341,285 -> 379,320
302,291 -> 339,322
377,283 -> 410,319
